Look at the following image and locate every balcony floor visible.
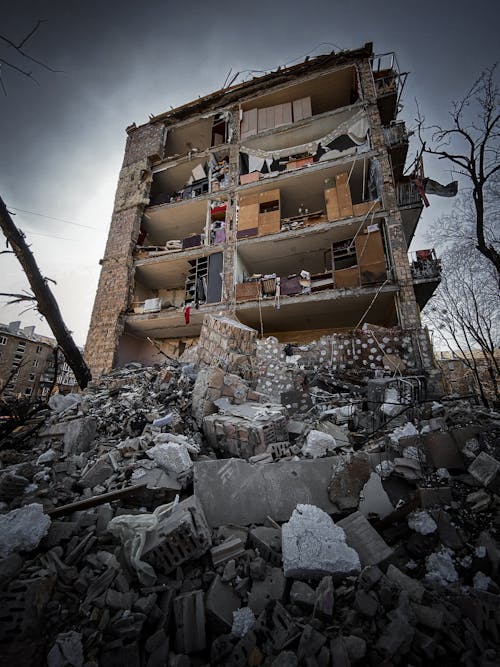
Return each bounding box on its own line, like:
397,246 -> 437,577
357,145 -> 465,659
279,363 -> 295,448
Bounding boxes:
125,284 -> 399,341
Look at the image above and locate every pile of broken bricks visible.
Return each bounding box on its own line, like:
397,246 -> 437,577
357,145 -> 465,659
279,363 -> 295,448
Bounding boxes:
1,317 -> 500,666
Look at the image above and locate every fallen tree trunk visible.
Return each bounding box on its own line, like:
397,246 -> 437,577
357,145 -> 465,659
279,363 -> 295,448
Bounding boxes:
0,195 -> 92,389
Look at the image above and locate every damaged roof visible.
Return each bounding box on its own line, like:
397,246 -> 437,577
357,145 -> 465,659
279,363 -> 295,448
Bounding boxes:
147,42 -> 373,126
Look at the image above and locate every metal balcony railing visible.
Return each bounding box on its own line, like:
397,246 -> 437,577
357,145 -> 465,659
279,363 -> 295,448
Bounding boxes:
410,249 -> 442,280
371,52 -> 408,105
397,181 -> 422,207
383,122 -> 409,147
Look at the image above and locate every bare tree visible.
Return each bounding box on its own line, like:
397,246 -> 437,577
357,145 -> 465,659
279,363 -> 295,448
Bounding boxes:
418,65 -> 500,279
0,197 -> 92,389
0,19 -> 60,94
423,227 -> 499,406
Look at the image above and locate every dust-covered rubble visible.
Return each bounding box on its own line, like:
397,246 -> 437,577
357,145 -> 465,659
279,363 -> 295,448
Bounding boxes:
1,316 -> 500,666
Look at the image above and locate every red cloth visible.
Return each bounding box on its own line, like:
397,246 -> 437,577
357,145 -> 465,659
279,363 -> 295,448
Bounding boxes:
184,306 -> 190,325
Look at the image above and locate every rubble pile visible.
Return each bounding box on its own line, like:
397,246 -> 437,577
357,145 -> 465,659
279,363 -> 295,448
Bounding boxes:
1,317 -> 500,666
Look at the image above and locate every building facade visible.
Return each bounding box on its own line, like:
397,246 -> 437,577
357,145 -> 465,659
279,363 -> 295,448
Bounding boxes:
86,43 -> 441,377
0,321 -> 77,401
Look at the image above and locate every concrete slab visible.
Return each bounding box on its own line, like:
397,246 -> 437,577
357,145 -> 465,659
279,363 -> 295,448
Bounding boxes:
422,432 -> 465,470
337,511 -> 393,567
194,458 -> 339,526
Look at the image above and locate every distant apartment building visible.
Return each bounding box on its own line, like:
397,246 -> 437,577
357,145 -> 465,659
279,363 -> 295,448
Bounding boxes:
437,350 -> 500,403
0,321 -> 77,400
86,42 -> 443,379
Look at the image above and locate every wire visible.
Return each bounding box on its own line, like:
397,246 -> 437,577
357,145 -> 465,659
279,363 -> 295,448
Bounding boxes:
23,230 -> 78,242
234,41 -> 346,85
9,206 -> 99,230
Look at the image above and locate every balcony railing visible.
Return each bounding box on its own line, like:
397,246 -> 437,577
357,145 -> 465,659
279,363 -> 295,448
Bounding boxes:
410,249 -> 441,280
383,122 -> 409,147
371,52 -> 407,105
397,181 -> 422,207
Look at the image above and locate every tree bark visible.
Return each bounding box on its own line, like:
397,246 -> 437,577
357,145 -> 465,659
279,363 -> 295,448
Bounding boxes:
0,195 -> 91,389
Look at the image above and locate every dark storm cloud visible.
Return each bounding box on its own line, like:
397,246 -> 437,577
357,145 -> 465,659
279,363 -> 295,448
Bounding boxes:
1,0 -> 499,341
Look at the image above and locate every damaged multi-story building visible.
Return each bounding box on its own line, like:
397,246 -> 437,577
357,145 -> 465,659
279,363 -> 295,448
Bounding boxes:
0,321 -> 78,400
86,42 -> 442,384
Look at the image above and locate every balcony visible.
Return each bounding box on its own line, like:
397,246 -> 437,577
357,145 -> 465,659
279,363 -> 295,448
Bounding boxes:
397,181 -> 423,245
371,53 -> 408,125
383,122 -> 408,147
410,249 -> 441,309
384,122 -> 410,181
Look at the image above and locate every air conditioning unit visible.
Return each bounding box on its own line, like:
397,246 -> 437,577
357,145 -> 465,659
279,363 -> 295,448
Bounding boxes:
143,298 -> 162,313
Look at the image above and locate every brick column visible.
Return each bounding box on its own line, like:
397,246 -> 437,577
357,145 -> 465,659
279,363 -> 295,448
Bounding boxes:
85,123 -> 165,377
358,60 -> 421,330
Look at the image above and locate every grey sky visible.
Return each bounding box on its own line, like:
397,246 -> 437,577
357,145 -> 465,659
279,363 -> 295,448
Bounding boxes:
1,0 -> 498,344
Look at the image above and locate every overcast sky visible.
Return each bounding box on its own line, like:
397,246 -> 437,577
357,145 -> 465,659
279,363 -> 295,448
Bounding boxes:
1,0 -> 498,345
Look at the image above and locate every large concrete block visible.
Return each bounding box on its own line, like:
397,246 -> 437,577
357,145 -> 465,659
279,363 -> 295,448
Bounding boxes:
173,590 -> 206,653
282,504 -> 360,579
63,417 -> 97,454
337,511 -> 392,567
194,458 -> 339,526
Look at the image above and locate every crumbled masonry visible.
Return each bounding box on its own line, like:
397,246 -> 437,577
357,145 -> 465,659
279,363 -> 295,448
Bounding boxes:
1,319 -> 500,666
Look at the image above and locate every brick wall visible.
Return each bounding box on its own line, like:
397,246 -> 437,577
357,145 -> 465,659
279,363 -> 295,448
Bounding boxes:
358,60 -> 421,331
196,315 -> 257,379
85,124 -> 167,377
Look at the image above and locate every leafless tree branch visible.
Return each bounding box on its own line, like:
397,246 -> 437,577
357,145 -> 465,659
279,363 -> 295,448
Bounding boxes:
417,64 -> 500,278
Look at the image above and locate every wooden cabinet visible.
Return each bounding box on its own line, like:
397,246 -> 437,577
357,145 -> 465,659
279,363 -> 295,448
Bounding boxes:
235,281 -> 261,302
324,172 -> 353,221
258,189 -> 280,236
355,229 -> 387,285
238,189 -> 281,237
325,187 -> 340,221
336,173 -> 353,218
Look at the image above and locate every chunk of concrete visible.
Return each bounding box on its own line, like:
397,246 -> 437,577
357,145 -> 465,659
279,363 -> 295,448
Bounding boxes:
313,576 -> 334,618
63,417 -> 97,454
232,607 -> 256,638
206,575 -> 241,629
203,408 -> 288,459
194,458 -> 338,526
146,443 -> 192,478
249,527 -> 282,565
328,453 -> 371,511
468,452 -> 500,489
282,504 -> 360,579
386,564 -> 424,603
302,430 -> 336,459
354,589 -> 378,617
48,393 -> 82,413
337,511 -> 393,567
47,631 -> 83,667
422,431 -> 465,470
109,496 -> 211,585
79,458 -> 113,489
0,503 -> 51,558
290,581 -> 316,610
248,567 -> 286,614
173,590 -> 206,654
211,537 -> 245,566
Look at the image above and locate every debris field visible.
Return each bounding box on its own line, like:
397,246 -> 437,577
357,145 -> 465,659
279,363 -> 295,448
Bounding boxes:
1,316 -> 500,666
